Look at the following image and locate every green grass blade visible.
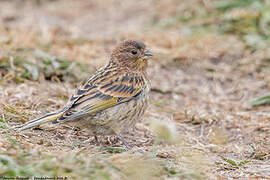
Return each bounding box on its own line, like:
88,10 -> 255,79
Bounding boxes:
250,94 -> 270,106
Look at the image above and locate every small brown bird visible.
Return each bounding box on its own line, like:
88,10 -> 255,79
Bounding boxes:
17,40 -> 153,149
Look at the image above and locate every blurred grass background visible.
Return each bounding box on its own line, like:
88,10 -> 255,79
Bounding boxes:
1,0 -> 270,83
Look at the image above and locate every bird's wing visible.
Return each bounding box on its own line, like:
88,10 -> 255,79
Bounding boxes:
54,66 -> 146,123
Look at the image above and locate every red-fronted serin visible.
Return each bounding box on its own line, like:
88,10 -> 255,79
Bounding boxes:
17,40 -> 153,149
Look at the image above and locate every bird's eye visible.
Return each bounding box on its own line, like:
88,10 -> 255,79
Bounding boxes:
131,50 -> 137,55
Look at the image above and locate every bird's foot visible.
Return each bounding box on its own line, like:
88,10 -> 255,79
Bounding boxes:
117,135 -> 132,150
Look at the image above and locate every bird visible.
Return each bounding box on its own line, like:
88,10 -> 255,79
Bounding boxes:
16,40 -> 153,149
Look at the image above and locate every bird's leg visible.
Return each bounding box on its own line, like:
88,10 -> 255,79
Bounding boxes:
94,135 -> 100,145
117,135 -> 132,150
106,136 -> 112,145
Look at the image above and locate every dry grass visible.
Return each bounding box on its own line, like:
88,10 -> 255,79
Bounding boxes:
1,0 -> 270,179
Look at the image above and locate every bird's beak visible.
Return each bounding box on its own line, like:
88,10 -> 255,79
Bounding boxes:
144,50 -> 153,57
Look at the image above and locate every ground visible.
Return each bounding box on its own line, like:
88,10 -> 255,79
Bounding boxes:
0,0 -> 270,179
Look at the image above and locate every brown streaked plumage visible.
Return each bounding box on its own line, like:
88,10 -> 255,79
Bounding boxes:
16,40 -> 153,149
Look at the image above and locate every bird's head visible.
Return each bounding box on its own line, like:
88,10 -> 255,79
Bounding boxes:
111,40 -> 153,71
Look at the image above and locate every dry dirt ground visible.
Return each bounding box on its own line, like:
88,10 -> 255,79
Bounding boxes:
0,0 -> 270,179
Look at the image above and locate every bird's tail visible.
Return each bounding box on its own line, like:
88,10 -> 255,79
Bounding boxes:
16,111 -> 65,131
